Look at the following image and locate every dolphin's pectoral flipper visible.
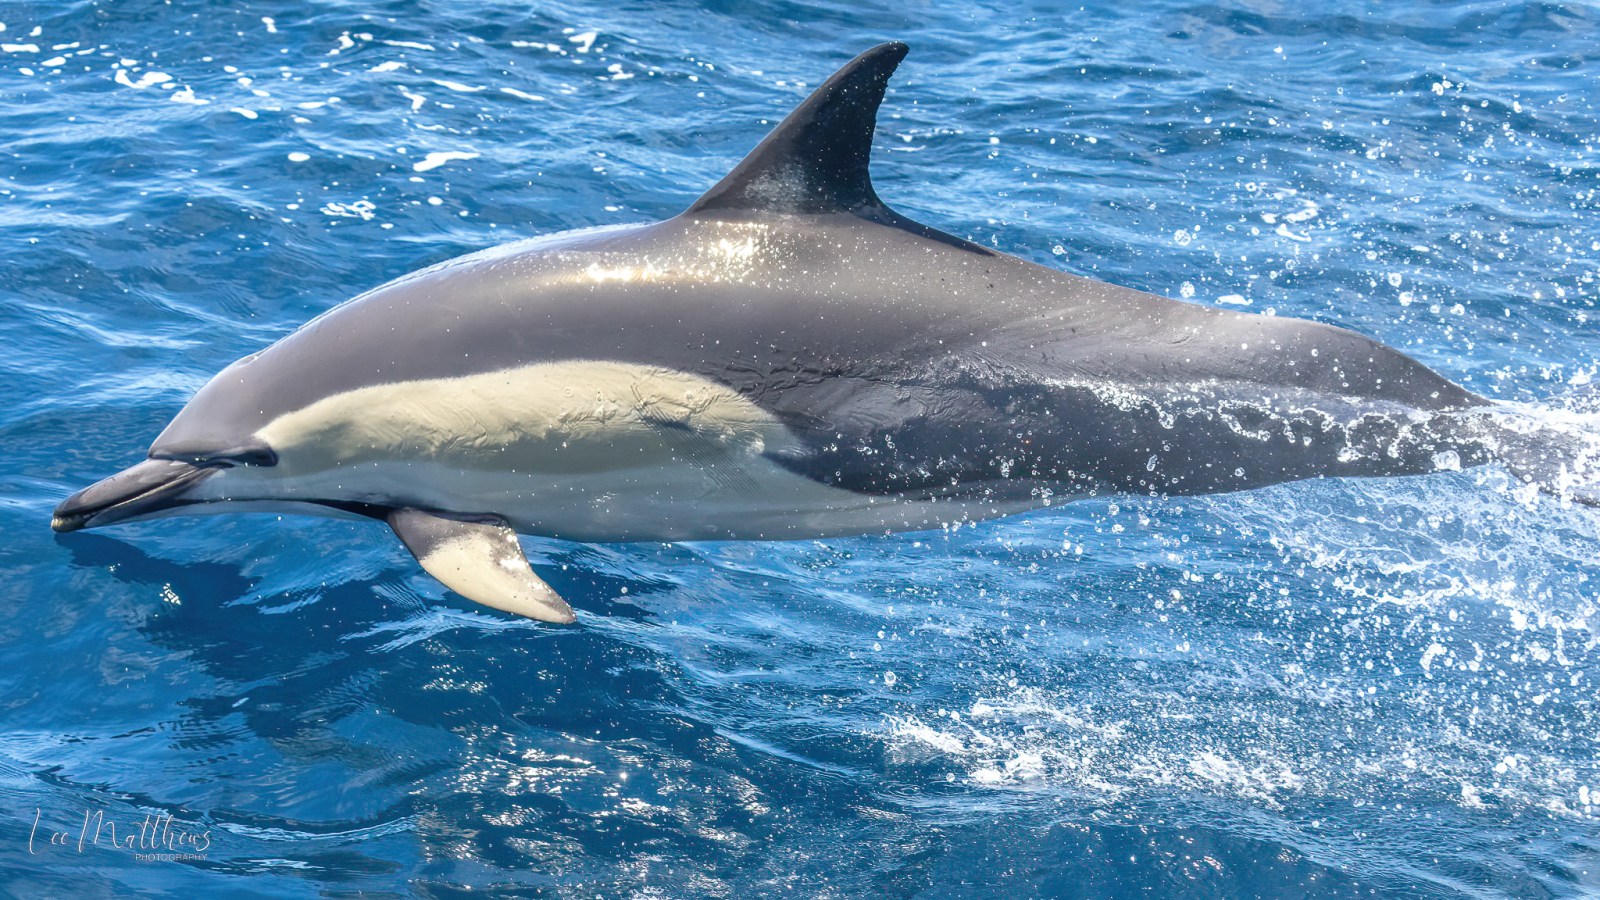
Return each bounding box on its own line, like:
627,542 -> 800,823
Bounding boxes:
386,509 -> 577,623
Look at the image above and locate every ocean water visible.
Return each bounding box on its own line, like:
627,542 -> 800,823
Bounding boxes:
2,0 -> 1598,895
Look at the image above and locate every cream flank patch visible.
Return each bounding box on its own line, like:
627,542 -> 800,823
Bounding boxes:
255,360 -> 803,474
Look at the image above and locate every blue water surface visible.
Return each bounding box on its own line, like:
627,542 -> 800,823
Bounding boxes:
3,0 -> 1599,896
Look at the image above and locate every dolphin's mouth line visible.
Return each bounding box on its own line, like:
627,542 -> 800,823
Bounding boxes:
51,459 -> 219,533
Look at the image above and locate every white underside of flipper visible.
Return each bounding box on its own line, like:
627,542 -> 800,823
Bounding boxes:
387,508 -> 576,623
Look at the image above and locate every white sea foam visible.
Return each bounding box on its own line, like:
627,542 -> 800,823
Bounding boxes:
114,69 -> 170,89
413,150 -> 478,173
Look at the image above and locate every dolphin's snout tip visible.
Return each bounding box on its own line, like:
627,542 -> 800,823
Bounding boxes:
50,459 -> 215,533
50,510 -> 87,533
52,484 -> 105,533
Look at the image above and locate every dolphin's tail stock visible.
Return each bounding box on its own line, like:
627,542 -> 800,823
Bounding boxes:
1452,402 -> 1600,507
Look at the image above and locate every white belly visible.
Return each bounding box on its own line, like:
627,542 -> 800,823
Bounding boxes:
195,359 -> 1050,541
200,454 -> 1047,542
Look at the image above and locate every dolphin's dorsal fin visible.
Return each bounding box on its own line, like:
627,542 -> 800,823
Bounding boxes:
686,41 -> 908,217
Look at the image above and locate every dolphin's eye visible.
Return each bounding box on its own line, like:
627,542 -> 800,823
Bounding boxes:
230,447 -> 279,466
199,447 -> 279,468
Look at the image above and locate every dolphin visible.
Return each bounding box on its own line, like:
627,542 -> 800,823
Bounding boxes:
53,42 -> 1597,622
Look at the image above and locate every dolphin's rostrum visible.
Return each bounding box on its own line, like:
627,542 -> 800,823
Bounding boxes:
54,43 -> 1599,621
